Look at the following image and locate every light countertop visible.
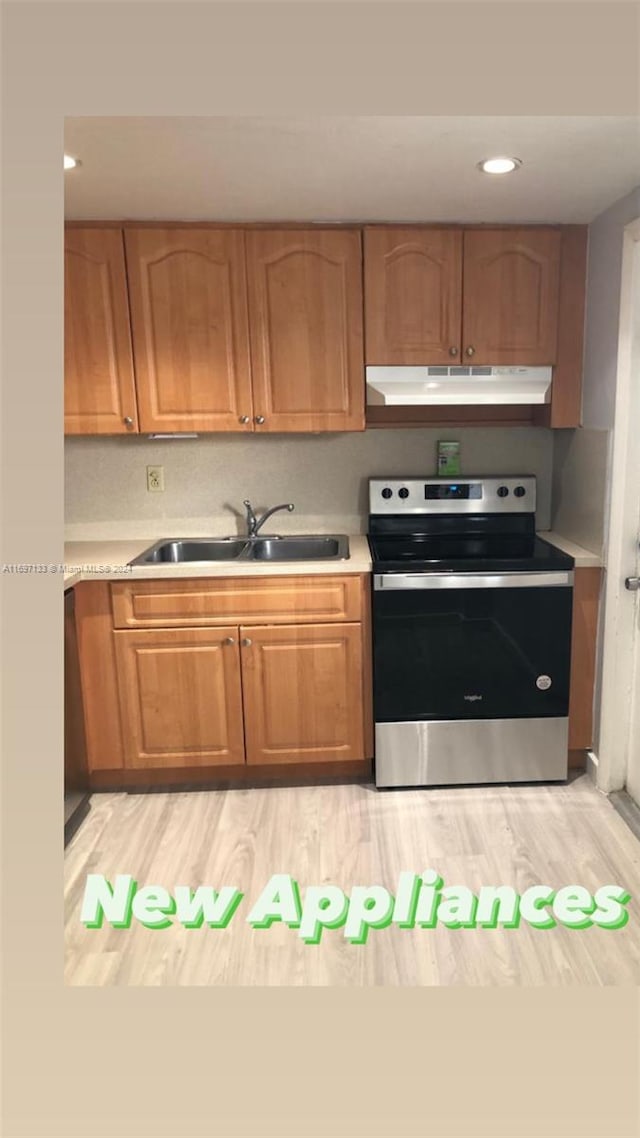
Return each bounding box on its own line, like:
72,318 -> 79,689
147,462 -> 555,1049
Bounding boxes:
63,530 -> 603,587
63,535 -> 373,587
536,532 -> 603,569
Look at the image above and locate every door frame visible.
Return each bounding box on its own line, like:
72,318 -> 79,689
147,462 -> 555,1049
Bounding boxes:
595,215 -> 640,794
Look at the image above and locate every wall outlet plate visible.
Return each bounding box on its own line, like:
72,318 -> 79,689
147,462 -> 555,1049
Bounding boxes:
146,465 -> 165,492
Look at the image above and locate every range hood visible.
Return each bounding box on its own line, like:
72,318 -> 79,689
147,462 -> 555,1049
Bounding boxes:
366,366 -> 553,407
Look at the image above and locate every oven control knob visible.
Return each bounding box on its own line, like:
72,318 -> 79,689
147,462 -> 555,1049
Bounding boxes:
381,488 -> 393,499
398,487 -> 410,499
514,485 -> 526,497
497,485 -> 509,498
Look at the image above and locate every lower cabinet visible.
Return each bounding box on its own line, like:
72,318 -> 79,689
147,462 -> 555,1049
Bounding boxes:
75,575 -> 373,786
113,627 -> 246,768
241,623 -> 364,765
568,566 -> 603,764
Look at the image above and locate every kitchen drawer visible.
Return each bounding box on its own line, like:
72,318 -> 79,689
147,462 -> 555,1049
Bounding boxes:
111,575 -> 363,628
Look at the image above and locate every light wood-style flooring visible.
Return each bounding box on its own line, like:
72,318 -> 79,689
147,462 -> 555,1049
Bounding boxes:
64,775 -> 640,985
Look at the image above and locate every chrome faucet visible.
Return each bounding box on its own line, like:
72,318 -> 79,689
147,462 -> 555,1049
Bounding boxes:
243,499 -> 295,538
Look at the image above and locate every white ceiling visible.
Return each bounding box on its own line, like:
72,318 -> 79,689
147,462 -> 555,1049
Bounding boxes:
64,116 -> 640,224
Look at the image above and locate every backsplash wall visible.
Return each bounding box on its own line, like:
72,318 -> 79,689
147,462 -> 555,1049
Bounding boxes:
65,428 -> 554,540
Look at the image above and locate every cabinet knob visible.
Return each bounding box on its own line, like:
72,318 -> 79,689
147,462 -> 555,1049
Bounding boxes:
123,416 -> 134,428
222,636 -> 235,645
255,416 -> 265,425
241,637 -> 252,647
449,346 -> 458,357
239,415 -> 250,424
465,346 -> 475,357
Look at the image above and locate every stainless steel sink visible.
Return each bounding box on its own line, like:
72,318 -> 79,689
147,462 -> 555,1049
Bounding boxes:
131,538 -> 250,564
129,535 -> 350,565
250,536 -> 347,561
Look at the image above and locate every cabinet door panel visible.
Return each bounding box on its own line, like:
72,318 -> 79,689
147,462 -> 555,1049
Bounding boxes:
64,229 -> 138,435
462,228 -> 561,364
246,230 -> 364,431
114,627 -> 245,768
241,623 -> 364,765
125,228 -> 253,432
364,228 -> 462,364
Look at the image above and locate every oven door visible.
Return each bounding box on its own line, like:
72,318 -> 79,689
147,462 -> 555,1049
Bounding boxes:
373,571 -> 573,723
372,570 -> 574,787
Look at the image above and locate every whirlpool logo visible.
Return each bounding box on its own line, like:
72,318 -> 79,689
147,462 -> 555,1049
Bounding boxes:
464,694 -> 483,702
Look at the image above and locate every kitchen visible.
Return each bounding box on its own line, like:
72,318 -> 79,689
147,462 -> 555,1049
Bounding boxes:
63,116 -> 640,985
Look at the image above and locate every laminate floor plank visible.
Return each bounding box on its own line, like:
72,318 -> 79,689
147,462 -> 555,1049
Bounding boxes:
64,776 -> 640,986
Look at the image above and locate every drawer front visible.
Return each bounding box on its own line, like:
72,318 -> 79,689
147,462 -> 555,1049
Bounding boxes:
111,575 -> 363,628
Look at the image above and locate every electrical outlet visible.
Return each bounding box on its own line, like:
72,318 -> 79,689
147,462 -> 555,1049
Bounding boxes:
146,465 -> 165,493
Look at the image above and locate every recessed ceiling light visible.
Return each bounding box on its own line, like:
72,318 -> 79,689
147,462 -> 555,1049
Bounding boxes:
64,154 -> 80,171
477,156 -> 522,175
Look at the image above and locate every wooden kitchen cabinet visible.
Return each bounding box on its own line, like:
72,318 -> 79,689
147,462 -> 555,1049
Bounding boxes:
64,228 -> 139,435
113,626 -> 245,768
241,623 -> 365,765
75,575 -> 372,786
364,228 -> 463,365
364,224 -> 586,429
568,567 -> 603,760
462,228 -> 562,365
246,229 -> 365,431
365,225 -> 563,368
124,228 -> 254,433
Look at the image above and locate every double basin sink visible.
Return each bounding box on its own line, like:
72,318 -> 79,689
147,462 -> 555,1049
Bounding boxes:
129,534 -> 350,565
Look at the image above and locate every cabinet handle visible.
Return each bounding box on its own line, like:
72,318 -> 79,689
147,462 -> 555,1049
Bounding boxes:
123,416 -> 134,428
465,346 -> 475,357
239,415 -> 250,424
241,637 -> 252,647
222,636 -> 235,645
255,416 -> 265,425
449,346 -> 458,357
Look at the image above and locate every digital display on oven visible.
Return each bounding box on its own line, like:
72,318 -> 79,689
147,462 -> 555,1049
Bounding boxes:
424,483 -> 482,500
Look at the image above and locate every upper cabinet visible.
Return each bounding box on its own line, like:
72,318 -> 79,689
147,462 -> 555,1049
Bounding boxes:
65,221 -> 586,434
364,225 -> 562,367
364,224 -> 586,428
461,228 -> 561,365
364,228 -> 463,365
246,229 -> 365,431
64,228 -> 139,435
124,228 -> 254,433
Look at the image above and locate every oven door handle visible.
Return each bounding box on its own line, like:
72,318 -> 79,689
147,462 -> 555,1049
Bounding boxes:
374,571 -> 574,590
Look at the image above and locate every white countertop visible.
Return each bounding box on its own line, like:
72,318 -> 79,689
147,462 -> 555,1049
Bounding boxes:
63,529 -> 602,588
536,531 -> 603,569
63,535 -> 373,587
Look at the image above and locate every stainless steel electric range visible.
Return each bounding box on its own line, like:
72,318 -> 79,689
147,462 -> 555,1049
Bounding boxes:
368,476 -> 575,789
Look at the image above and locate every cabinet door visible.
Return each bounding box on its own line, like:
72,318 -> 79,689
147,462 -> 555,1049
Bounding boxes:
462,228 -> 561,365
240,623 -> 364,765
364,228 -> 462,364
246,229 -> 364,431
64,228 -> 139,435
124,228 -> 254,432
113,627 -> 245,768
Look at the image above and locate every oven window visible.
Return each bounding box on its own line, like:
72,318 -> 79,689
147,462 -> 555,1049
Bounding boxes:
373,585 -> 573,722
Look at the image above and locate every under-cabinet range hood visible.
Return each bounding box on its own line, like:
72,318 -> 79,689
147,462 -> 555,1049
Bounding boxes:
366,366 -> 553,407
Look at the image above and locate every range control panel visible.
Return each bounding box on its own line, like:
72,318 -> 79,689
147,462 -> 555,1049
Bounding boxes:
369,476 -> 537,515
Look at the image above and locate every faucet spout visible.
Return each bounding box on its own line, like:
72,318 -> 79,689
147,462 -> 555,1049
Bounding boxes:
242,500 -> 295,538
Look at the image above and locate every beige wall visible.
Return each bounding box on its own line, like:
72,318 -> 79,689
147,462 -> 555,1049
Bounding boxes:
551,427 -> 610,557
65,427 -> 554,539
551,184 -> 640,556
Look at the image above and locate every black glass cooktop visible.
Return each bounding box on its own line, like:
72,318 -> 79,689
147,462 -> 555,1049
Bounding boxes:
367,525 -> 574,575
